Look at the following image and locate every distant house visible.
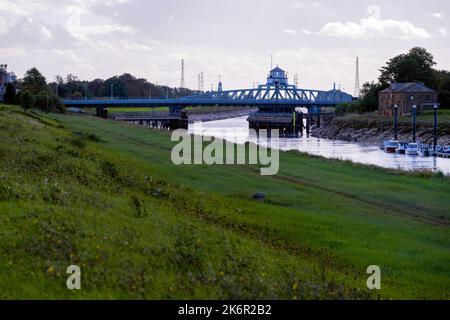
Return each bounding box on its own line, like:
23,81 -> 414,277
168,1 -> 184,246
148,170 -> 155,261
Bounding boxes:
378,82 -> 439,117
0,65 -> 16,101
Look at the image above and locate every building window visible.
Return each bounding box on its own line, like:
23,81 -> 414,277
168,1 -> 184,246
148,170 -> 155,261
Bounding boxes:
426,95 -> 431,101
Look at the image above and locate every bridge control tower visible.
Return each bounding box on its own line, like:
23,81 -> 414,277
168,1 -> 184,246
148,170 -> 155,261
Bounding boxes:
267,66 -> 288,87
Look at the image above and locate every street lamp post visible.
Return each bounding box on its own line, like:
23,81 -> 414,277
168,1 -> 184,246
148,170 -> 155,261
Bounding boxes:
111,83 -> 114,100
394,104 -> 399,141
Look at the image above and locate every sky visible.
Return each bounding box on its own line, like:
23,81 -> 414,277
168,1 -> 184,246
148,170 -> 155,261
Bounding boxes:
1,0 -> 449,93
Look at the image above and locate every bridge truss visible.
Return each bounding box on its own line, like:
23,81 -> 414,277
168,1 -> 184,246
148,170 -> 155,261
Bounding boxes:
182,83 -> 352,107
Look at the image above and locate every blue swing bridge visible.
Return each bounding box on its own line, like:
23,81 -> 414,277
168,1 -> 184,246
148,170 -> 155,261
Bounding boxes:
64,66 -> 353,135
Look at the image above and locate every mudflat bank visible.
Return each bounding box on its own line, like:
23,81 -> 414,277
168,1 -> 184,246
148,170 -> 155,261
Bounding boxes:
187,108 -> 254,123
312,113 -> 450,145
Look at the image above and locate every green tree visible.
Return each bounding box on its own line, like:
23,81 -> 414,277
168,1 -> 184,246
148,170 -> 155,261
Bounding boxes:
379,47 -> 436,87
34,90 -> 65,113
434,70 -> 450,109
19,90 -> 36,110
22,67 -> 47,94
3,83 -> 17,104
35,90 -> 50,112
359,82 -> 386,112
50,93 -> 66,113
101,77 -> 128,98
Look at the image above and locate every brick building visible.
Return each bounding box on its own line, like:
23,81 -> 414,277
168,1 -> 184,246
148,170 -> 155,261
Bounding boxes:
378,82 -> 439,117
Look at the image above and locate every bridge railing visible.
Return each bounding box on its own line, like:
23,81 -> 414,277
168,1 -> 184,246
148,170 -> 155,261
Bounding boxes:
111,111 -> 180,120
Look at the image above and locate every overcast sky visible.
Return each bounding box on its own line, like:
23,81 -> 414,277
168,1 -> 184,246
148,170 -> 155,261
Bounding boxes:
1,0 -> 449,93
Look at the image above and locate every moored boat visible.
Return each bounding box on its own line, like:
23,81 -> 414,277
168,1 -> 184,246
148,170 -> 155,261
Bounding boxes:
418,144 -> 431,157
396,142 -> 408,154
384,140 -> 398,153
405,143 -> 419,156
437,146 -> 450,158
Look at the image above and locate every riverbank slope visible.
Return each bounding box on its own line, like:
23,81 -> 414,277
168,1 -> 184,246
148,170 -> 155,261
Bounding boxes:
0,104 -> 449,299
312,111 -> 450,145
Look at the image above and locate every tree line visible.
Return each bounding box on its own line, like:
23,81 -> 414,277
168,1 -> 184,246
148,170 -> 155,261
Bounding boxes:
3,68 -> 65,112
3,69 -> 200,112
337,47 -> 450,114
49,73 -> 199,100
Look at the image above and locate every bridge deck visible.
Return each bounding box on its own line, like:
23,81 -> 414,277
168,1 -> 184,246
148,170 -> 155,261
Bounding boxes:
64,98 -> 344,109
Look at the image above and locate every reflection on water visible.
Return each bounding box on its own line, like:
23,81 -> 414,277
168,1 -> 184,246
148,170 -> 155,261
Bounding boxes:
188,117 -> 450,175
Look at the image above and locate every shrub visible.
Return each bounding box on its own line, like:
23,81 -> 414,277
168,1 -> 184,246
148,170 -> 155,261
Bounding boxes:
335,103 -> 348,115
100,160 -> 119,179
129,194 -> 147,218
51,94 -> 66,113
33,91 -> 66,113
4,83 -> 17,104
35,91 -> 50,112
19,90 -> 36,110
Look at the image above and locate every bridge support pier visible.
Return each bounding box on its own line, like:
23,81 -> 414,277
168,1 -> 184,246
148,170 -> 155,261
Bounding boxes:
306,114 -> 311,137
248,109 -> 303,138
96,107 -> 108,119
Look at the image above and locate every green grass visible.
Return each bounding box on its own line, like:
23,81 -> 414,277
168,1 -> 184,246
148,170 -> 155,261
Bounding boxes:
339,110 -> 450,125
0,104 -> 449,300
403,109 -> 450,123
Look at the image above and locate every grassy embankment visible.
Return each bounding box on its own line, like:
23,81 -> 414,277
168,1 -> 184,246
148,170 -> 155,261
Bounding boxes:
0,104 -> 449,299
338,110 -> 450,125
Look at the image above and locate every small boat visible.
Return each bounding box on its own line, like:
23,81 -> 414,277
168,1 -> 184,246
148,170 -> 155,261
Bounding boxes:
437,146 -> 450,158
396,142 -> 408,155
380,140 -> 389,150
405,143 -> 419,156
418,145 -> 431,157
384,140 -> 398,153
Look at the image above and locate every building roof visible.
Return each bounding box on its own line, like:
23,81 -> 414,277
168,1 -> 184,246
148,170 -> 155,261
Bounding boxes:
379,82 -> 436,94
270,66 -> 285,74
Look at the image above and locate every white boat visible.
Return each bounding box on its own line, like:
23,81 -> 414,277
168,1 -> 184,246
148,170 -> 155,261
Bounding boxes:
405,143 -> 419,156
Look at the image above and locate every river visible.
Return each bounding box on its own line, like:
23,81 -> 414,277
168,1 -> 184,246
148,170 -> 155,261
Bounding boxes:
188,116 -> 450,175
